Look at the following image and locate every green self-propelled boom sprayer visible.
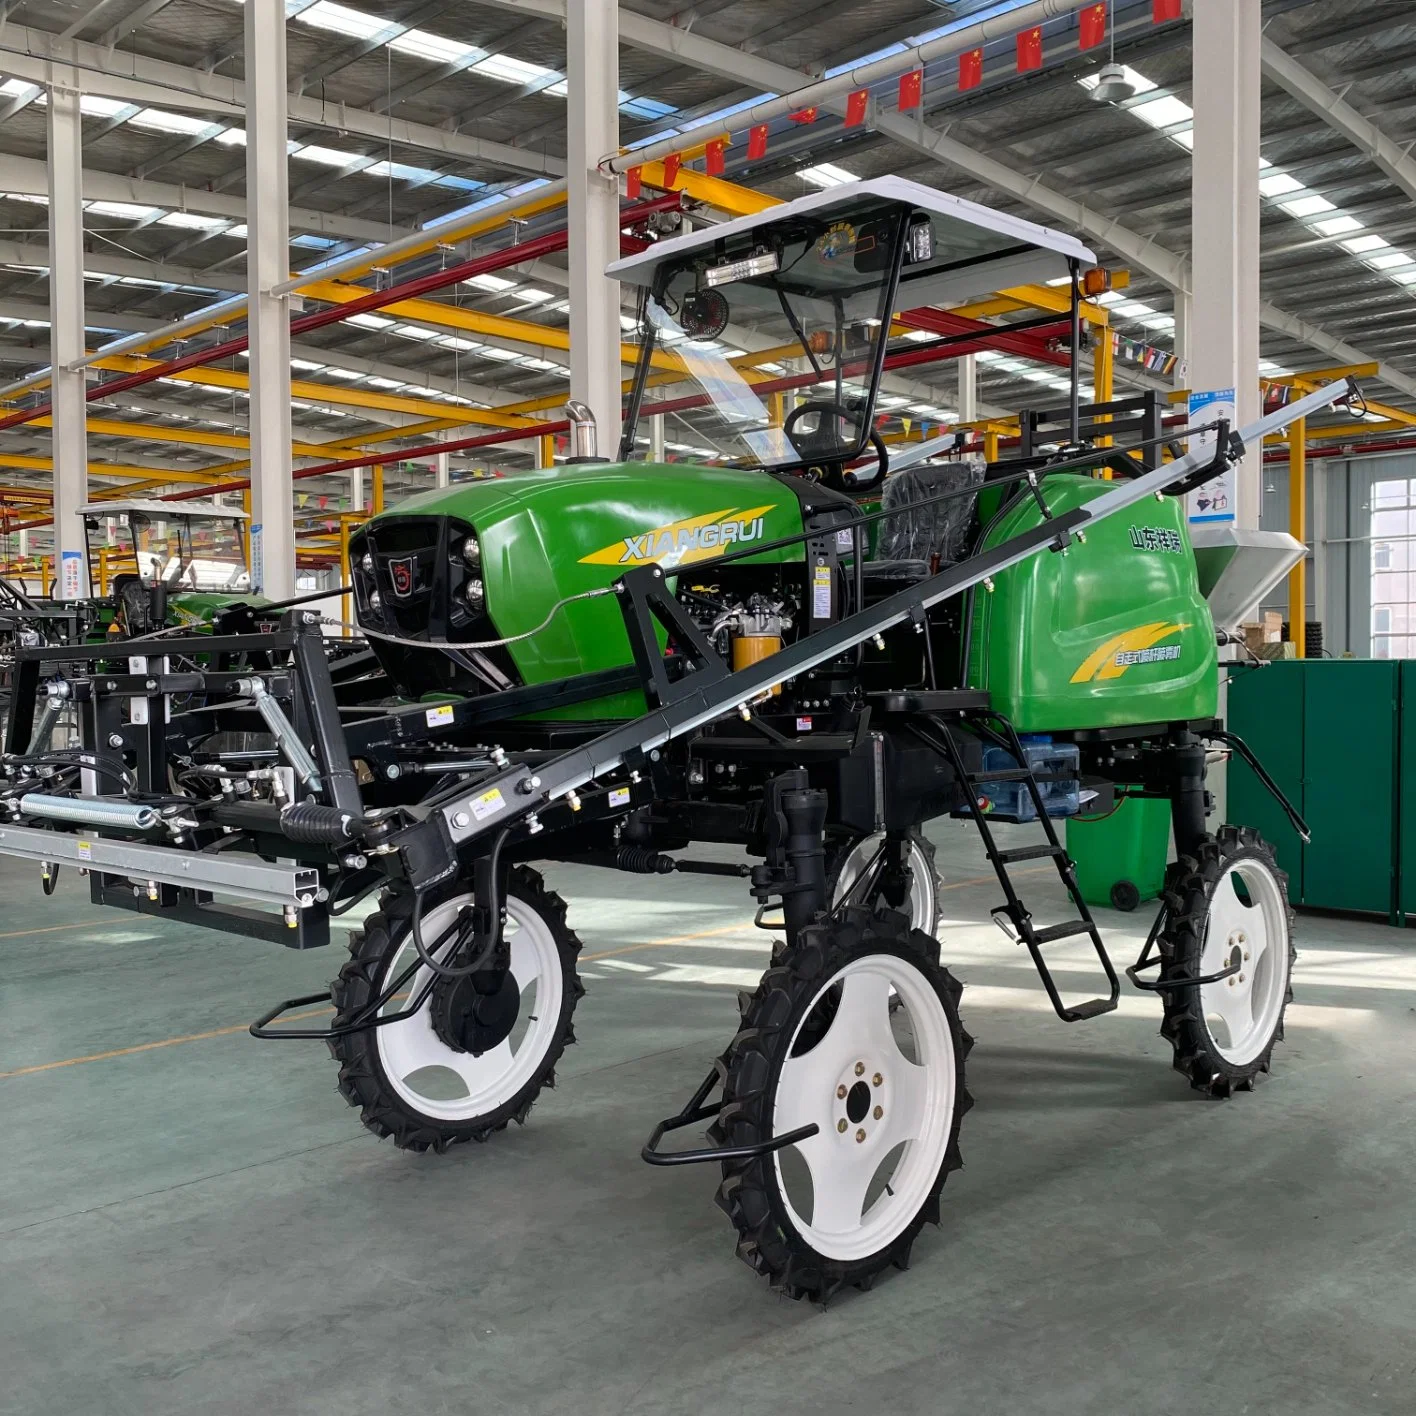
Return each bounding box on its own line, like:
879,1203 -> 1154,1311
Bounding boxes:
0,177 -> 1351,1302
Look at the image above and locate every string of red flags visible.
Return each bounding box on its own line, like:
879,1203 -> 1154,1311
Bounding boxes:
623,2 -> 1186,190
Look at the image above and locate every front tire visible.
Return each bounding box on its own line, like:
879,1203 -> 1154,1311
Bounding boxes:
329,865 -> 584,1151
1157,827 -> 1294,1096
711,909 -> 971,1301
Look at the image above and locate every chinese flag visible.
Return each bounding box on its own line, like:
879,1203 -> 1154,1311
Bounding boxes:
748,123 -> 769,159
898,69 -> 923,110
625,166 -> 642,200
1079,2 -> 1106,49
662,152 -> 681,185
789,106 -> 818,124
705,137 -> 726,176
1016,25 -> 1043,72
959,47 -> 983,91
1153,0 -> 1182,19
844,87 -> 869,127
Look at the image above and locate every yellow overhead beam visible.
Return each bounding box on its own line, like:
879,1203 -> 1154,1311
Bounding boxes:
297,278 -> 685,375
93,353 -> 538,431
635,153 -> 780,218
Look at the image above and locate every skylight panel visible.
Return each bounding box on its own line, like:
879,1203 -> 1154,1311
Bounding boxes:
0,78 -> 36,97
346,313 -> 394,329
392,324 -> 438,340
297,1 -> 388,41
1367,252 -> 1413,270
366,377 -> 404,389
438,336 -> 483,352
799,163 -> 857,188
1258,171 -> 1303,198
293,144 -> 364,167
1341,235 -> 1390,254
1311,215 -> 1362,237
1280,194 -> 1336,218
478,347 -> 521,361
465,273 -> 515,293
87,200 -> 159,220
79,96 -> 128,118
130,108 -> 212,135
510,288 -> 551,304
1131,94 -> 1192,129
472,53 -> 558,85
158,212 -> 227,229
290,357 -> 326,371
214,128 -> 247,146
389,29 -> 481,64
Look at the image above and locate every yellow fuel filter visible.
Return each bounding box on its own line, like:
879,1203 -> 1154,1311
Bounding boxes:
732,634 -> 783,695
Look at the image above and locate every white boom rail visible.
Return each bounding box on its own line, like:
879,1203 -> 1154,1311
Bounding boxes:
436,377 -> 1353,845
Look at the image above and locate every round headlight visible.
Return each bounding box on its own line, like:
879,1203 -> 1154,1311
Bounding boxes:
368,589 -> 382,611
464,578 -> 485,606
460,535 -> 481,568
360,553 -> 373,573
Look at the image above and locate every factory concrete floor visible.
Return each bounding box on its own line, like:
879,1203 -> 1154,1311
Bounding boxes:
1,821 -> 1413,1416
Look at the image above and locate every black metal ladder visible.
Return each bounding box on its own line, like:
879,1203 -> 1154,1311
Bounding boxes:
934,710 -> 1120,1023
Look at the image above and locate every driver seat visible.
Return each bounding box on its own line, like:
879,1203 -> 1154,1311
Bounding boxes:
863,461 -> 985,582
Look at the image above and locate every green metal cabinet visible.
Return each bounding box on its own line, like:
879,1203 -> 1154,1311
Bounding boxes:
1227,660 -> 1402,922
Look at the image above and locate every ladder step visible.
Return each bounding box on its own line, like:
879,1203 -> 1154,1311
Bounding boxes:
973,767 -> 1033,783
996,844 -> 1068,864
1032,919 -> 1093,945
1059,997 -> 1119,1022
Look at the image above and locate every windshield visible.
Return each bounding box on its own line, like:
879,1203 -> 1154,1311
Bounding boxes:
624,196 -> 911,469
128,513 -> 250,592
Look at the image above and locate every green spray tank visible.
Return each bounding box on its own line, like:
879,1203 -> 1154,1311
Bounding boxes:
966,474 -> 1218,730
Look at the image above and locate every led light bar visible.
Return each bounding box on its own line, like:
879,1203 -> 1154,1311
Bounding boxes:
703,251 -> 780,288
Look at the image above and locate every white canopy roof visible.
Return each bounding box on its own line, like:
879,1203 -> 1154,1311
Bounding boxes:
606,176 -> 1096,308
78,499 -> 248,520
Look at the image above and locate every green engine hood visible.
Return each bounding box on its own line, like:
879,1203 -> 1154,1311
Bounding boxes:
362,460 -> 810,718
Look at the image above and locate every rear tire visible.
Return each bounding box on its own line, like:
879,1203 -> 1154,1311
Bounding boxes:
328,865 -> 584,1152
1157,826 -> 1294,1097
827,828 -> 941,937
711,908 -> 971,1301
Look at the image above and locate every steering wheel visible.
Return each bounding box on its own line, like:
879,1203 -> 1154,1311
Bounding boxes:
783,399 -> 889,494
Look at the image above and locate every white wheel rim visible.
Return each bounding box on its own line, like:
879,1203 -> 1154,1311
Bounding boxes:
832,835 -> 937,935
374,891 -> 564,1123
771,952 -> 956,1263
1197,857 -> 1290,1066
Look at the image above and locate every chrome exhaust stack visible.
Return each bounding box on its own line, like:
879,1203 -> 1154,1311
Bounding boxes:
565,401 -> 607,463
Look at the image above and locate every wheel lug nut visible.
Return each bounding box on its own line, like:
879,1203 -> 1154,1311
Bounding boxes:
1244,951 -> 1250,961
837,1084 -> 847,1099
872,1072 -> 883,1086
855,1128 -> 866,1143
854,1062 -> 865,1076
1239,973 -> 1245,983
837,1119 -> 848,1134
1228,977 -> 1235,987
873,1105 -> 883,1120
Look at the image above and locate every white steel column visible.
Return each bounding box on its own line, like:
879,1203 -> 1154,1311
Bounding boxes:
350,468 -> 364,512
649,414 -> 666,462
1191,0 -> 1262,526
435,434 -> 450,489
956,353 -> 978,423
566,0 -> 623,453
47,69 -> 88,599
244,0 -> 295,596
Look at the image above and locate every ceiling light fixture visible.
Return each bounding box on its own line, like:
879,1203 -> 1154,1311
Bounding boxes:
1091,3 -> 1135,104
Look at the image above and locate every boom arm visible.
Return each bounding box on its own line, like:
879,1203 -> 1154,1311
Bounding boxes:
425,378 -> 1354,854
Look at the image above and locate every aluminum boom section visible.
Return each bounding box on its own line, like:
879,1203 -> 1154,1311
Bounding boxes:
0,823 -> 322,908
435,378 -> 1353,848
